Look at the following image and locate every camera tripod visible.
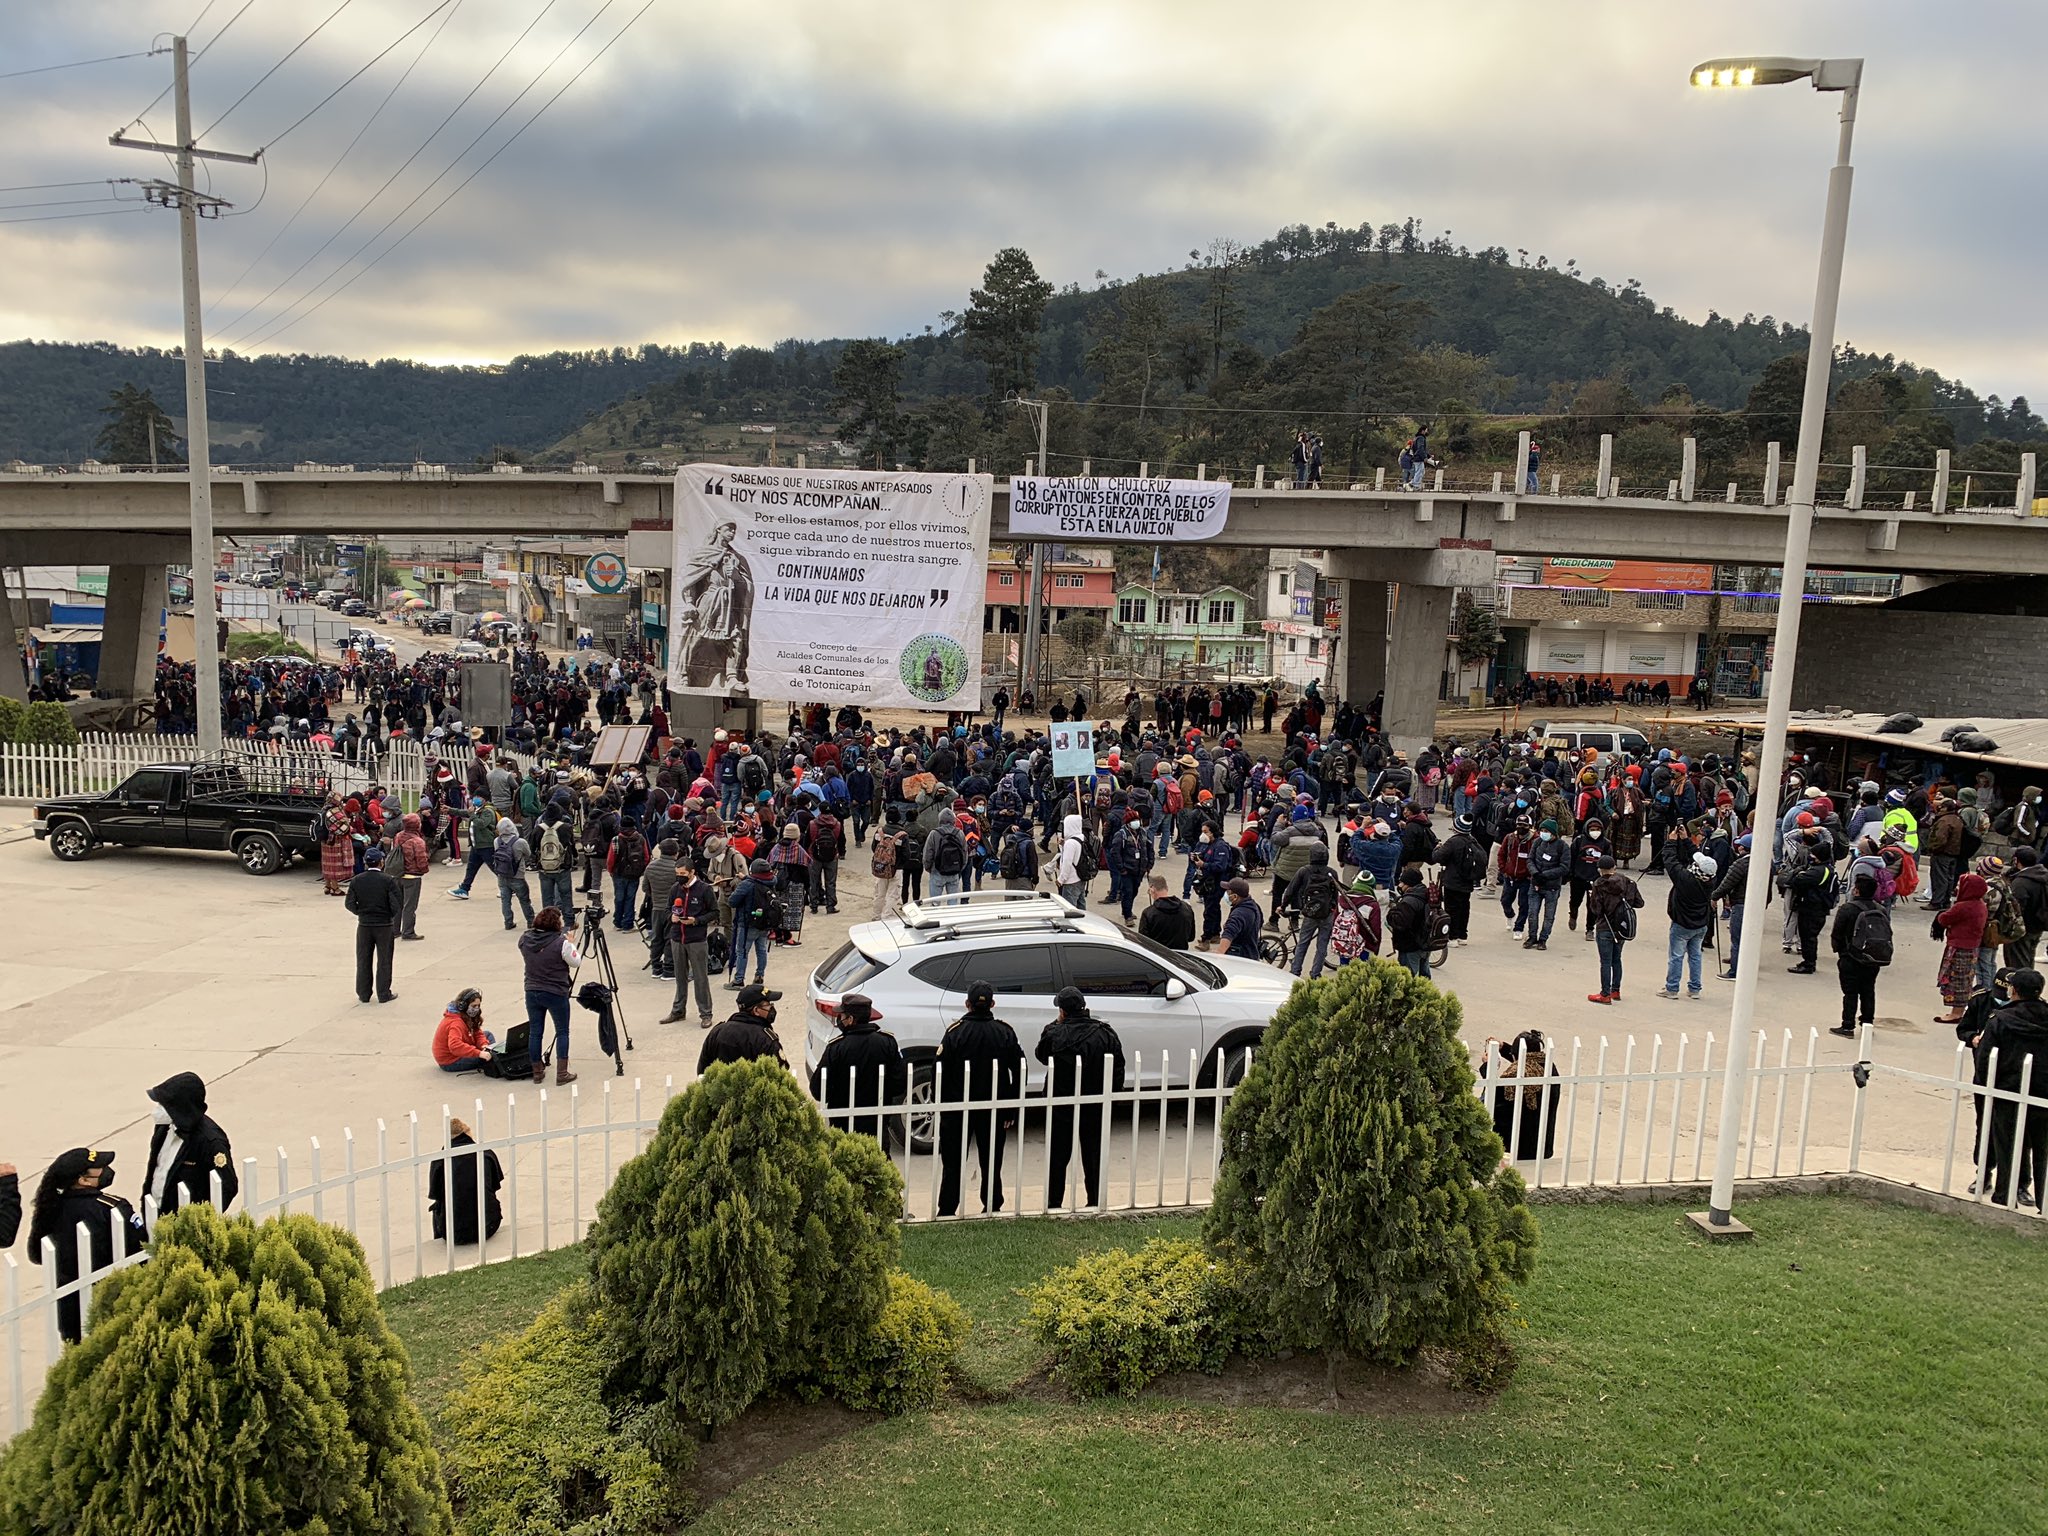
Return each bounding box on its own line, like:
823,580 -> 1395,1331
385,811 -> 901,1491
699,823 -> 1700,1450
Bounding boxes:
576,900 -> 635,1070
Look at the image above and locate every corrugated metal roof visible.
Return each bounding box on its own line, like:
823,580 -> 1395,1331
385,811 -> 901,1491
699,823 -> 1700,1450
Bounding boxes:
1783,712 -> 2048,774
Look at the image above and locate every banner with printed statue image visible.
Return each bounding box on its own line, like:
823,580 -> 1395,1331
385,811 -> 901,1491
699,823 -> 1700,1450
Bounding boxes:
1007,476 -> 1230,541
669,464 -> 993,709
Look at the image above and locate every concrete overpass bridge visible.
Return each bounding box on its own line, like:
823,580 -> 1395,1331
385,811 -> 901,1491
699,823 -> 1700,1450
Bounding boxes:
5,466 -> 2043,750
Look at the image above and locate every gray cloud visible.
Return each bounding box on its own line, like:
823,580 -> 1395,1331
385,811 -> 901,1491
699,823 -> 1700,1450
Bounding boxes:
1,0 -> 2041,399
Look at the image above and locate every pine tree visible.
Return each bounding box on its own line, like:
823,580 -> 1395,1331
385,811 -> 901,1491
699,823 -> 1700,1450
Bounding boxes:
1203,959 -> 1539,1374
962,247 -> 1053,412
588,1058 -> 902,1433
93,381 -> 183,466
0,1205 -> 450,1535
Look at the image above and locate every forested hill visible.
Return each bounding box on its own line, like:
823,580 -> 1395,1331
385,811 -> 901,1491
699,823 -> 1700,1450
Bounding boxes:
0,342 -> 687,467
1,223 -> 2025,466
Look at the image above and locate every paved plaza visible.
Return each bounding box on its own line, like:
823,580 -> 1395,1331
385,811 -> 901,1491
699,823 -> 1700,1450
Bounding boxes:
0,805 -> 1981,1194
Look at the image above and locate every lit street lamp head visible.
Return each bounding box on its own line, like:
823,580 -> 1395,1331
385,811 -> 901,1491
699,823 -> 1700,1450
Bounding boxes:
1690,55 -> 1862,92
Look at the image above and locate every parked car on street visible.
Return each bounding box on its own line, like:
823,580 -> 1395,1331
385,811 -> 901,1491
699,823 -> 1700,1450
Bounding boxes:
341,598 -> 369,617
806,891 -> 1292,1150
32,759 -> 339,875
417,610 -> 455,635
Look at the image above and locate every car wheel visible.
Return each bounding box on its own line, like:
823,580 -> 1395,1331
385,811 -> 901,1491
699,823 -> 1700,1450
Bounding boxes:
1198,1036 -> 1258,1090
896,1058 -> 939,1156
235,834 -> 283,875
48,821 -> 95,861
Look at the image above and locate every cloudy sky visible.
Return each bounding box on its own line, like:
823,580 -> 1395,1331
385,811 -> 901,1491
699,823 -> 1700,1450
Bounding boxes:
5,0 -> 2044,400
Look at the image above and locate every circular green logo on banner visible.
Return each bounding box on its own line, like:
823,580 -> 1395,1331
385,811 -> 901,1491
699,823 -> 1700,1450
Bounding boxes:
899,634 -> 969,703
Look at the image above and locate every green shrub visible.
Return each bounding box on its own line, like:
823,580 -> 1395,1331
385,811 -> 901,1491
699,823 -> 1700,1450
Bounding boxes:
19,700 -> 77,747
1025,1238 -> 1248,1398
444,1282 -> 688,1536
804,1271 -> 970,1414
0,1205 -> 451,1535
0,696 -> 24,744
1204,957 -> 1539,1372
588,1058 -> 903,1433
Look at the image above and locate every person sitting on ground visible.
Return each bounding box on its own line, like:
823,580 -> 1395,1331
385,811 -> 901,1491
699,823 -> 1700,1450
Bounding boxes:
427,1116 -> 504,1244
433,987 -> 497,1073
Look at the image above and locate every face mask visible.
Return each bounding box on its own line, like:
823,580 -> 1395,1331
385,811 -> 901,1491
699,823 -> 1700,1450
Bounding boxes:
1539,831 -> 1554,842
152,1104 -> 171,1126
761,1005 -> 778,1024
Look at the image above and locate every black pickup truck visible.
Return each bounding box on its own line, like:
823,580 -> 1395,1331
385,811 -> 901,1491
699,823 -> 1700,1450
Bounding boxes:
33,761 -> 332,875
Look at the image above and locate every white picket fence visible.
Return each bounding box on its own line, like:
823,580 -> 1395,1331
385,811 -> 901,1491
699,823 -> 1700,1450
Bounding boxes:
3,1027 -> 2042,1441
0,733 -> 429,803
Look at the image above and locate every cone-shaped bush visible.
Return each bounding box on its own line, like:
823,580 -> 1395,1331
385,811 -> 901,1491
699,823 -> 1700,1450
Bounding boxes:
0,1204 -> 450,1535
588,1057 -> 903,1432
1203,957 -> 1539,1366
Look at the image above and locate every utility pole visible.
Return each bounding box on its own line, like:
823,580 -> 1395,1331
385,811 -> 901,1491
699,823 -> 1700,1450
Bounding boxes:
1010,396 -> 1051,695
112,37 -> 260,752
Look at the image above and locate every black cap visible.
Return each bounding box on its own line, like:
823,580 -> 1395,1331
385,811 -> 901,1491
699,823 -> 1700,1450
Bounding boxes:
1054,986 -> 1087,1015
965,980 -> 995,1011
839,992 -> 882,1023
2012,969 -> 2045,1000
736,984 -> 782,1009
47,1147 -> 114,1184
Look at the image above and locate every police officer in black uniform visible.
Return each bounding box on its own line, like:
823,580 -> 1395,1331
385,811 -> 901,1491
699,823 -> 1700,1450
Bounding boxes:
28,1148 -> 146,1343
936,981 -> 1026,1216
142,1072 -> 239,1215
697,984 -> 788,1073
808,993 -> 907,1139
1035,986 -> 1127,1209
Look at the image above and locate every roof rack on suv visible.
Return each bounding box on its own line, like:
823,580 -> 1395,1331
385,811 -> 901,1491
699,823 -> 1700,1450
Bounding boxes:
898,890 -> 1082,929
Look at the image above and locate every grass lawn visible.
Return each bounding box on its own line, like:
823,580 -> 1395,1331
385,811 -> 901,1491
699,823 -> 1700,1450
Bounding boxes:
383,1196 -> 2048,1535
381,1244 -> 587,1427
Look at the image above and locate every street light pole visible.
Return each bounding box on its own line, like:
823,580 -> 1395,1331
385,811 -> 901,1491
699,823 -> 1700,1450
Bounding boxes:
1010,396 -> 1051,695
1693,55 -> 1864,1234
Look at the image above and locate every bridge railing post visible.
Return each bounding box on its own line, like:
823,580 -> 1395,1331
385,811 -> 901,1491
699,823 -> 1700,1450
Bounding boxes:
1513,429 -> 1531,496
1931,448 -> 1949,515
1848,445 -> 1866,510
1254,464 -> 1265,489
1596,434 -> 1613,499
1763,442 -> 1782,506
1680,437 -> 1697,502
2018,452 -> 2038,516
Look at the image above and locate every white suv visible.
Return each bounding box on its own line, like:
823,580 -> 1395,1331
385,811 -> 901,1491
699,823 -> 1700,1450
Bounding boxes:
805,891 -> 1294,1139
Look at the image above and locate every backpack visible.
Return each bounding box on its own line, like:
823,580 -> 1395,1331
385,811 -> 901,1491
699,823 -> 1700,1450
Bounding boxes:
490,839 -> 522,879
811,814 -> 841,862
1423,881 -> 1454,946
932,831 -> 967,877
871,833 -> 898,878
537,820 -> 569,873
1606,897 -> 1638,942
739,756 -> 768,794
1297,867 -> 1338,921
1848,903 -> 1895,967
706,926 -> 729,975
610,829 -> 647,880
998,830 -> 1029,880
746,882 -> 786,933
1076,834 -> 1100,882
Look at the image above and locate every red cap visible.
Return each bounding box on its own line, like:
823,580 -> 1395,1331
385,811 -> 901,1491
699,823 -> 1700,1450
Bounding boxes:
1795,812 -> 1816,828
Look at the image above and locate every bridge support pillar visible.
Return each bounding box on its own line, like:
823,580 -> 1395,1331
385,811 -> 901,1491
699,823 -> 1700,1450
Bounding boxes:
1339,579 -> 1388,707
98,563 -> 169,702
1384,583 -> 1454,760
1,573 -> 30,703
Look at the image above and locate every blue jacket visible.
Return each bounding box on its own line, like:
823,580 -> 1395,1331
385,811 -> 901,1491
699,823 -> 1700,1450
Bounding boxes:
1356,834 -> 1403,889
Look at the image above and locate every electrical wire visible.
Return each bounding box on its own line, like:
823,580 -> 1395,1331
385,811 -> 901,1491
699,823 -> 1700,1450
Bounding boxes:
210,0 -> 463,304
0,197 -> 131,211
0,208 -> 150,226
0,179 -> 129,194
198,0 -> 354,139
124,0 -> 259,130
239,0 -> 653,353
214,0 -> 566,347
184,0 -> 223,38
0,51 -> 156,82
257,0 -> 452,150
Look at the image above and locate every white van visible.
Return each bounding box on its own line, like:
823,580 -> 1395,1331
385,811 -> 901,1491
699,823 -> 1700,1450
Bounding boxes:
1528,721 -> 1653,758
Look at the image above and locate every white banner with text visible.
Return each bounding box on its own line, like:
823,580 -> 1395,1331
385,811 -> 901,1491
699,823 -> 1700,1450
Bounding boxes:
1007,475 -> 1230,542
668,465 -> 993,709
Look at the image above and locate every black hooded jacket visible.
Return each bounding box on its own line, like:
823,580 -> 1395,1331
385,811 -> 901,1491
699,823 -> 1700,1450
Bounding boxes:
142,1072 -> 238,1214
937,1008 -> 1026,1104
810,1018 -> 909,1114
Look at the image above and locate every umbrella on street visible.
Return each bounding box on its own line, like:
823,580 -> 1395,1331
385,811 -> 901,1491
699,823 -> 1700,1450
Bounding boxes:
476,610 -> 509,623
403,596 -> 430,610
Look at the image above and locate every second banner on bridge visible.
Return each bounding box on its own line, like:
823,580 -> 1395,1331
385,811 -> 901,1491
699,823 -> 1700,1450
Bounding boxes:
668,464 -> 994,710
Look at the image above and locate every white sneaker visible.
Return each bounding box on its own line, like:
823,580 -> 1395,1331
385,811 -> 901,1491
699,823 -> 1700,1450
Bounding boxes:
1456,938 -> 1468,946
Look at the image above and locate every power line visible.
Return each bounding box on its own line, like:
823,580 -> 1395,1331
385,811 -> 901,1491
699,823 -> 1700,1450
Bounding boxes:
0,196 -> 132,212
209,0 -> 464,308
125,0 -> 259,130
0,50 -> 157,82
257,0 -> 453,150
183,0 -> 224,37
241,0 -> 653,352
215,0 -> 566,346
0,179 -> 136,197
0,208 -> 150,226
198,0 -> 354,139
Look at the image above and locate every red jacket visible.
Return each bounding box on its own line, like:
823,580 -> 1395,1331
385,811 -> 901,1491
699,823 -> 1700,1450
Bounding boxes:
1497,832 -> 1532,881
433,1009 -> 490,1066
1937,873 -> 1989,952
